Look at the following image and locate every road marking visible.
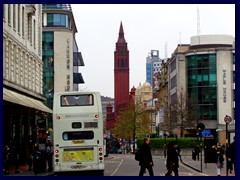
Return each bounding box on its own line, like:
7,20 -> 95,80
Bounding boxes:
111,159 -> 123,176
180,161 -> 208,176
105,160 -> 121,164
180,172 -> 193,176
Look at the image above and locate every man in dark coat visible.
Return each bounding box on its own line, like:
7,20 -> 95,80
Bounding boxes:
226,143 -> 233,173
138,137 -> 154,176
229,136 -> 235,173
165,141 -> 179,176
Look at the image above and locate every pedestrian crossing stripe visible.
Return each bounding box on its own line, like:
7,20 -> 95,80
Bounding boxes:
105,160 -> 121,164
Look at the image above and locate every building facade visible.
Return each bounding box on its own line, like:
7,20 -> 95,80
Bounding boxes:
3,4 -> 52,172
168,44 -> 190,137
42,4 -> 85,109
186,35 -> 235,142
146,50 -> 161,93
157,35 -> 235,141
135,81 -> 157,136
114,22 -> 129,115
101,96 -> 114,136
157,59 -> 170,137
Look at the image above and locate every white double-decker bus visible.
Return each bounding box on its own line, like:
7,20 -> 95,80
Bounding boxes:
53,91 -> 104,175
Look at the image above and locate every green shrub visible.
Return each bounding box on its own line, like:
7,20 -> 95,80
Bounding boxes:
137,137 -> 202,149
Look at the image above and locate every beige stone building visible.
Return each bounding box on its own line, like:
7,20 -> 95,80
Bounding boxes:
3,4 -> 52,172
135,81 -> 153,105
135,81 -> 158,136
157,59 -> 170,137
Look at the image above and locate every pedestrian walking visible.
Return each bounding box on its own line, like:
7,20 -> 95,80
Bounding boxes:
27,138 -> 34,171
3,144 -> 11,175
46,141 -> 53,172
33,143 -> 41,175
226,143 -> 233,174
176,144 -> 182,162
165,141 -> 179,176
138,137 -> 154,176
214,142 -> 224,176
194,144 -> 201,161
229,136 -> 235,174
115,141 -> 121,154
12,137 -> 20,174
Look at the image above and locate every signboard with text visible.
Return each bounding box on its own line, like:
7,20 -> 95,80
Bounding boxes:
201,130 -> 211,137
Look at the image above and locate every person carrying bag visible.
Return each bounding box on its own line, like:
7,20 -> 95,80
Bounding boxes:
138,137 -> 154,176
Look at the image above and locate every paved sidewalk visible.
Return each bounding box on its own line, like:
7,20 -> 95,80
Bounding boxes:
4,156 -> 114,176
181,155 -> 235,176
7,171 -> 54,176
3,163 -> 54,176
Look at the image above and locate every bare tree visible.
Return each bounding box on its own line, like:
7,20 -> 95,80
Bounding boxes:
170,90 -> 197,137
113,102 -> 151,151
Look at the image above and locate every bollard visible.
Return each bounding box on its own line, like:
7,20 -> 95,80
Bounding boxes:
192,150 -> 196,160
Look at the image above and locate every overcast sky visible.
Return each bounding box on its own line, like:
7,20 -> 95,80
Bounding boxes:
71,4 -> 235,98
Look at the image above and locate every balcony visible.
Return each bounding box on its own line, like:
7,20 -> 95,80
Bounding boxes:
73,73 -> 84,84
73,52 -> 84,66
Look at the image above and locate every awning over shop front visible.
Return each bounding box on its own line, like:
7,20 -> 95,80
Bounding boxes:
3,88 -> 52,114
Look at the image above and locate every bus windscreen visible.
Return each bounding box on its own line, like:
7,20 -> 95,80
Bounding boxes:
61,94 -> 94,106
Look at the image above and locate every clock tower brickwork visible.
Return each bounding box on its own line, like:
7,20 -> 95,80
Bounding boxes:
114,22 -> 130,116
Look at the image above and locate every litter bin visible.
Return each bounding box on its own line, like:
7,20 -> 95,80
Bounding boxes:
192,150 -> 196,160
33,151 -> 46,175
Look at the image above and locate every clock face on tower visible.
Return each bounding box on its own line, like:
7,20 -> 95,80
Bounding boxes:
120,48 -> 124,55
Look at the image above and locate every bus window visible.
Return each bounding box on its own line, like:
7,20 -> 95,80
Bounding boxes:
88,95 -> 93,105
62,131 -> 94,140
62,96 -> 69,106
72,122 -> 82,129
63,133 -> 68,140
61,94 -> 94,107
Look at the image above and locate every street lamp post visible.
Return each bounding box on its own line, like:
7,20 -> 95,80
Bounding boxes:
163,133 -> 167,158
224,115 -> 232,177
154,99 -> 158,138
197,122 -> 205,173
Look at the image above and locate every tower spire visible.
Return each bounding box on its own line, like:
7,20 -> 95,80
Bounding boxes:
117,21 -> 126,43
119,21 -> 124,36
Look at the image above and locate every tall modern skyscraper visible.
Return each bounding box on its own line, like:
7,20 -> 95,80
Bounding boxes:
114,22 -> 129,115
146,50 -> 161,92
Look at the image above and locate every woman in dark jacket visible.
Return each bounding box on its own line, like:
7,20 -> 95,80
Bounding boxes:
214,143 -> 224,176
165,141 -> 179,176
138,137 -> 154,176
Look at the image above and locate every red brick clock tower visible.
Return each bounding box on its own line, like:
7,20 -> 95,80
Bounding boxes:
114,22 -> 130,116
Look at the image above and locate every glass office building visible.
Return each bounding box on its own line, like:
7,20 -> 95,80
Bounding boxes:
186,35 -> 235,138
42,4 -> 85,109
187,54 -> 217,122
